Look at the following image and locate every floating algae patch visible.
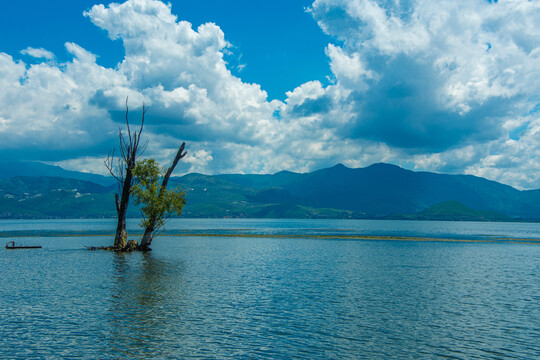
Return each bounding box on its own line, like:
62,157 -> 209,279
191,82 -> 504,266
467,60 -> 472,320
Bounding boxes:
2,229 -> 540,244
165,232 -> 540,244
2,219 -> 540,245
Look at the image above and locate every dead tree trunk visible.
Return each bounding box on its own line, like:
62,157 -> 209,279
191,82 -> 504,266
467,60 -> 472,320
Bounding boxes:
139,142 -> 186,249
113,161 -> 134,248
105,99 -> 147,249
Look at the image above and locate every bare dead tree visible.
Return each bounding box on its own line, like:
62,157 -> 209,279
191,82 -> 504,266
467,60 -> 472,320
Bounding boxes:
105,98 -> 147,249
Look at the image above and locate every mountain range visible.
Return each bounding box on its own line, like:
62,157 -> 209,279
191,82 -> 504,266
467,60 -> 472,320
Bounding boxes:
0,161 -> 539,221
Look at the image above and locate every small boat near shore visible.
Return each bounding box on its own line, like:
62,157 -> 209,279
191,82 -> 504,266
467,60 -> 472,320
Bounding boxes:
5,241 -> 42,249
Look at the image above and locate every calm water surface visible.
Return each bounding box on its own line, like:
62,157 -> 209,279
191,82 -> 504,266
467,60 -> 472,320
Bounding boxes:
2,218 -> 540,239
0,219 -> 539,359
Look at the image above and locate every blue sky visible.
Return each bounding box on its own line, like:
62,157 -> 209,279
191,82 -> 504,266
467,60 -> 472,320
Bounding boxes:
0,0 -> 332,100
1,0 -> 540,189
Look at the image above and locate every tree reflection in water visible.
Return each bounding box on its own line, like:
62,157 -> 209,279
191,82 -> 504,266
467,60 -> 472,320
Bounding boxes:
105,251 -> 187,358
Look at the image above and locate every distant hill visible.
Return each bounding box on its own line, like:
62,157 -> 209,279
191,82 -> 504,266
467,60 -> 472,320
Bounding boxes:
210,163 -> 540,219
274,163 -> 540,219
0,162 -> 539,220
167,173 -> 358,218
387,201 -> 511,221
0,176 -> 131,219
0,161 -> 115,186
154,163 -> 540,220
216,170 -> 304,189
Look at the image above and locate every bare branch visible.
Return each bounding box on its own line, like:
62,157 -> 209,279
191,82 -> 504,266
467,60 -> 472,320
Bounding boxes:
107,97 -> 148,249
162,142 -> 187,189
119,130 -> 129,162
125,97 -> 132,148
153,226 -> 167,238
139,139 -> 149,156
117,158 -> 125,183
139,208 -> 148,222
104,151 -> 123,183
153,212 -> 173,238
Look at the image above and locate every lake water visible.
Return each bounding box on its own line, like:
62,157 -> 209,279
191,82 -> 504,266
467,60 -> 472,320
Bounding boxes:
1,219 -> 539,359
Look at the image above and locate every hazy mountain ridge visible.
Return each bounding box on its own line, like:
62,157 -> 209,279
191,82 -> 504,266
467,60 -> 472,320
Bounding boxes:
0,162 -> 538,220
0,161 -> 115,186
386,201 -> 511,222
0,176 -> 121,218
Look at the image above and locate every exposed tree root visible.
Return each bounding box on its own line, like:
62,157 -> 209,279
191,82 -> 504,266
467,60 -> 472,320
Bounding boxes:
86,240 -> 151,252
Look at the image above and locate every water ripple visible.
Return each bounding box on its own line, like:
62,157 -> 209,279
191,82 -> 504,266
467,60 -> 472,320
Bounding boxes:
1,227 -> 539,359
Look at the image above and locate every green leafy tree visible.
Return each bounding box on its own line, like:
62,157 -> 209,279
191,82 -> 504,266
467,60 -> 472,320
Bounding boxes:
132,143 -> 186,250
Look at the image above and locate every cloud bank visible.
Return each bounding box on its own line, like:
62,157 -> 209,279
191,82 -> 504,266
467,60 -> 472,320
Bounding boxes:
309,0 -> 540,188
1,0 -> 540,189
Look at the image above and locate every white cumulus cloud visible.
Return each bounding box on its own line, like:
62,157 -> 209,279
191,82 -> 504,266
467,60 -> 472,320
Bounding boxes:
2,0 -> 540,190
305,0 -> 540,187
20,47 -> 55,60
